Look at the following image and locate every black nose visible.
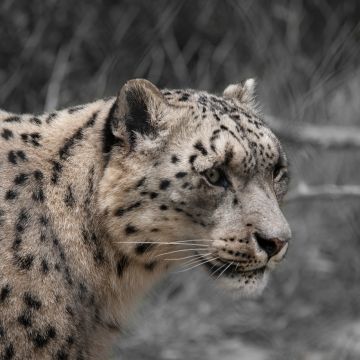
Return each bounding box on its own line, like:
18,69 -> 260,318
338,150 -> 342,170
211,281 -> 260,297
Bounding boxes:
254,233 -> 287,258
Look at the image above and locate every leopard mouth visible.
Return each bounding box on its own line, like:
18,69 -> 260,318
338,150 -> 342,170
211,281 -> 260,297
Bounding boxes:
199,255 -> 266,278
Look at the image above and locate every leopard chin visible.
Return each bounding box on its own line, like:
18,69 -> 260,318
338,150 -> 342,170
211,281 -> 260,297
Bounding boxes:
202,261 -> 270,297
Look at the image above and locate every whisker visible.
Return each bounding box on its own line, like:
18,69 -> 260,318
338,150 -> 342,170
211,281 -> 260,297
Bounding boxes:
175,239 -> 214,243
180,253 -> 212,267
164,253 -> 210,261
155,248 -> 209,258
216,262 -> 233,280
178,255 -> 219,272
115,241 -> 208,247
174,256 -> 218,273
210,262 -> 226,278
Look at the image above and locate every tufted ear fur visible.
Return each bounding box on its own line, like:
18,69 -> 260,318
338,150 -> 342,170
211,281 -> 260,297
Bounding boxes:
107,79 -> 166,151
223,78 -> 256,104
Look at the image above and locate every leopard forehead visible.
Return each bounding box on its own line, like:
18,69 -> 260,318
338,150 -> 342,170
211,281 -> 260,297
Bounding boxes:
159,88 -> 283,176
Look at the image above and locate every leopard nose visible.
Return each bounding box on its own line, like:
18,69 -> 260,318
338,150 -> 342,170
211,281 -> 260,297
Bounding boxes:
254,233 -> 288,258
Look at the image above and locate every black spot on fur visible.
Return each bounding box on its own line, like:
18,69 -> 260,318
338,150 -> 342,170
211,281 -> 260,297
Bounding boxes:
57,111 -> 98,163
63,266 -> 73,286
24,292 -> 42,310
14,173 -> 28,185
136,177 -> 146,188
68,105 -> 85,114
66,306 -> 74,317
159,205 -> 168,210
182,182 -> 190,189
116,254 -> 129,277
127,201 -> 141,211
0,209 -> 4,227
175,172 -> 187,179
34,170 -> 44,181
159,179 -> 171,190
179,93 -> 190,101
194,141 -> 208,156
189,154 -> 197,164
32,326 -> 56,348
1,128 -> 13,140
171,155 -> 179,163
16,150 -> 27,161
47,326 -> 57,338
21,132 -> 41,147
41,259 -> 49,274
30,117 -> 42,125
51,161 -> 63,184
150,192 -> 158,199
46,113 -> 57,124
39,215 -> 49,226
14,254 -> 34,270
144,261 -> 157,271
16,209 -> 28,233
4,116 -> 20,123
0,285 -> 11,302
77,283 -> 88,301
7,151 -> 17,164
2,343 -> 14,360
135,242 -> 154,255
18,311 -> 32,327
5,190 -> 17,200
114,207 -> 125,217
64,185 -> 75,208
66,335 -> 75,346
32,188 -> 45,202
12,236 -> 21,251
31,133 -> 41,146
114,201 -> 141,217
56,349 -> 68,360
51,111 -> 98,184
225,148 -> 234,165
125,224 -> 138,235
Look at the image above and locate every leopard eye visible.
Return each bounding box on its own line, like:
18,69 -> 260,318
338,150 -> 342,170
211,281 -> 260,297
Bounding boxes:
273,164 -> 287,183
203,168 -> 229,188
205,168 -> 220,183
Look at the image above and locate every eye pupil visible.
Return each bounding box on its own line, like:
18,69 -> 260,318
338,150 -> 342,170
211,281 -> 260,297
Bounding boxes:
209,169 -> 219,182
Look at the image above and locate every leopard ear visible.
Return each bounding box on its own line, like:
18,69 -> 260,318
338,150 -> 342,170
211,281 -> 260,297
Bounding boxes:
223,78 -> 256,104
108,79 -> 166,150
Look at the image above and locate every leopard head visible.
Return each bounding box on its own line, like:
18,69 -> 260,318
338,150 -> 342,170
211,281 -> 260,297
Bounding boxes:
99,78 -> 291,296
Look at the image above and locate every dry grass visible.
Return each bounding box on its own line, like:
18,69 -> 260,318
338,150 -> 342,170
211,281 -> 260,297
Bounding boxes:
1,0 -> 360,359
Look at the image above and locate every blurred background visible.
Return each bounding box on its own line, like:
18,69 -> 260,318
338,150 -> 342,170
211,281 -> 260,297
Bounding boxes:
1,0 -> 360,359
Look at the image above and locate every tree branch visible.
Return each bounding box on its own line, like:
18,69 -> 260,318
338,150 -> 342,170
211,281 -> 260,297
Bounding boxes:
286,182 -> 360,201
266,116 -> 360,149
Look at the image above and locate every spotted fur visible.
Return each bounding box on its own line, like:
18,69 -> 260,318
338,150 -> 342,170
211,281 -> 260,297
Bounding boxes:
0,78 -> 291,359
